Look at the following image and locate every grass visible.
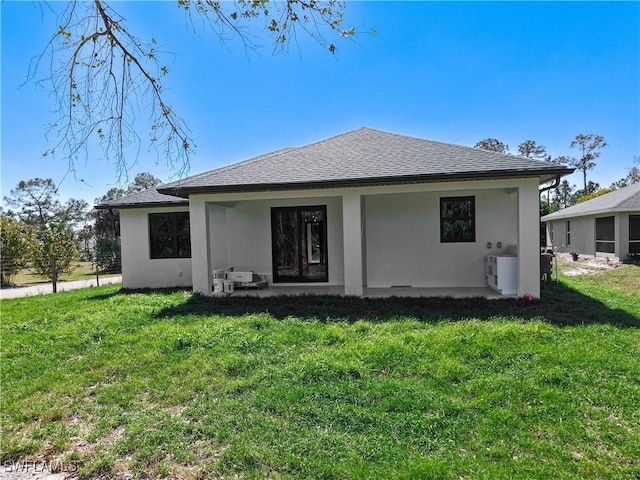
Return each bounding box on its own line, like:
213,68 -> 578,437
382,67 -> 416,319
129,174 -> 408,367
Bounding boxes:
8,261 -> 121,287
1,264 -> 638,479
555,257 -> 640,315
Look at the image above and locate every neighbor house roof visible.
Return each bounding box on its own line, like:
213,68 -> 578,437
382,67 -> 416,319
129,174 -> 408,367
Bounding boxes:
94,188 -> 189,210
157,128 -> 572,197
541,183 -> 640,221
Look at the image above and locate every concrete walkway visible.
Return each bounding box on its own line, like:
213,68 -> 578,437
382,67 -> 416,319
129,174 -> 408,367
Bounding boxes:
0,276 -> 122,300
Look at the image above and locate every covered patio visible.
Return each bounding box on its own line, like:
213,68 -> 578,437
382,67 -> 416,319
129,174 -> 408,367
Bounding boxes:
187,177 -> 539,299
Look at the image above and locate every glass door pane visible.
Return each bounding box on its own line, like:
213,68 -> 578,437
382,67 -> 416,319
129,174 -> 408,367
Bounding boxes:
301,209 -> 326,281
273,209 -> 300,281
272,206 -> 327,282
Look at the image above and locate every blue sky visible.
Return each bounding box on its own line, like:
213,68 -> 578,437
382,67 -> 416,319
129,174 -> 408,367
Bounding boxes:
2,1 -> 639,205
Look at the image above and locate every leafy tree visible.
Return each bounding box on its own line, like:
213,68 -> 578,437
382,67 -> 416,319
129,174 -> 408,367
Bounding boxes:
4,178 -> 87,291
576,187 -> 615,204
58,198 -> 91,229
611,166 -> 640,188
3,178 -> 62,226
517,140 -> 555,204
561,134 -> 607,191
573,181 -> 600,203
92,189 -> 123,240
0,216 -> 35,286
540,200 -> 555,216
126,173 -> 161,194
474,138 -> 509,154
94,237 -> 121,272
30,1 -> 356,180
518,140 -> 549,159
32,223 -> 79,292
77,224 -> 95,260
3,178 -> 89,229
92,172 -> 161,239
553,180 -> 576,210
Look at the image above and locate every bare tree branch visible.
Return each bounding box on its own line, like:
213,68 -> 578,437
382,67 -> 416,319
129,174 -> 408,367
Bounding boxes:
27,0 -> 355,184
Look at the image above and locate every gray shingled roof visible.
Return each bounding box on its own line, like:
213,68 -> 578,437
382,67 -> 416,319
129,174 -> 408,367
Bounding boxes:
158,128 -> 572,197
94,188 -> 188,209
542,183 -> 640,221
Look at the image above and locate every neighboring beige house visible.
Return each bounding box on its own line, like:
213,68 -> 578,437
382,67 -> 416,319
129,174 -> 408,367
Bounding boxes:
542,183 -> 640,260
96,128 -> 572,298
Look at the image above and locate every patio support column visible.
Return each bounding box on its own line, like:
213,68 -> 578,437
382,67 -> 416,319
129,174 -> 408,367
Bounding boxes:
517,180 -> 541,298
343,193 -> 364,296
189,198 -> 212,295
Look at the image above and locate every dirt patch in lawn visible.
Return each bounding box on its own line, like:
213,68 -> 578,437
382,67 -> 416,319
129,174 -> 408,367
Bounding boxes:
560,253 -> 624,276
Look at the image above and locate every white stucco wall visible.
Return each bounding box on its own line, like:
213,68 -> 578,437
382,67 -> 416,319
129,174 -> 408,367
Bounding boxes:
516,180 -> 541,297
119,207 -> 193,289
206,197 -> 345,286
364,188 -> 519,288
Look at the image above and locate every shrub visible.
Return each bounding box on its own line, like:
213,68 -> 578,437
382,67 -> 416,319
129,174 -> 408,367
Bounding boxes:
94,237 -> 121,273
0,216 -> 34,286
32,223 -> 78,282
625,252 -> 640,264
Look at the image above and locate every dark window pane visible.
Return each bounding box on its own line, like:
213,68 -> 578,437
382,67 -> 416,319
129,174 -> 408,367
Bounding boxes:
629,215 -> 640,241
595,216 -> 615,242
150,214 -> 172,235
595,241 -> 615,253
151,235 -> 175,258
440,196 -> 475,243
629,242 -> 640,254
177,235 -> 191,257
149,212 -> 191,259
176,213 -> 191,235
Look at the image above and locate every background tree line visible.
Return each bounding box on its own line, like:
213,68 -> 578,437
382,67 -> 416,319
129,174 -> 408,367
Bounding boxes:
1,173 -> 160,289
474,134 -> 639,215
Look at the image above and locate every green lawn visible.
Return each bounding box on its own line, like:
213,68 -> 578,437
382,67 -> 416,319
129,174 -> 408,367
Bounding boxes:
1,264 -> 638,479
9,262 -> 121,287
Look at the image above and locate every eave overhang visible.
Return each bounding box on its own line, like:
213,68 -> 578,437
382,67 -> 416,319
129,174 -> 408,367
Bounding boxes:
93,200 -> 190,210
157,167 -> 574,198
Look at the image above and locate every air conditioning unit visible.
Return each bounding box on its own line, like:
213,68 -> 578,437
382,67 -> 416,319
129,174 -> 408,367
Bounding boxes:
485,255 -> 517,295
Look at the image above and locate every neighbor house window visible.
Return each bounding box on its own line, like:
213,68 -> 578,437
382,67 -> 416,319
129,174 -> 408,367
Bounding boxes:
149,212 -> 191,259
440,196 -> 475,243
566,221 -> 571,246
595,216 -> 615,254
629,215 -> 640,254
